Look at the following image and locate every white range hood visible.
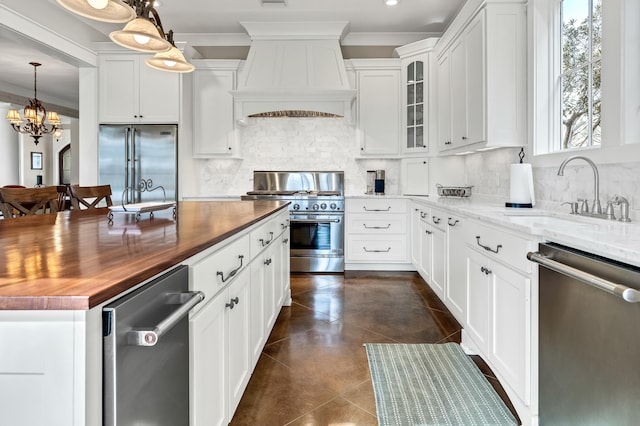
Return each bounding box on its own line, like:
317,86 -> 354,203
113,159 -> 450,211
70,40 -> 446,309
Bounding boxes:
231,22 -> 356,122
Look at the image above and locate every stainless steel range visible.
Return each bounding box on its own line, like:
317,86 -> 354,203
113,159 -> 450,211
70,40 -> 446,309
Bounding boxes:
242,171 -> 344,273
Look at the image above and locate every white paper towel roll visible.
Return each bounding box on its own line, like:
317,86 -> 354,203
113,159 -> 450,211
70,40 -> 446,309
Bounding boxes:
509,163 -> 535,206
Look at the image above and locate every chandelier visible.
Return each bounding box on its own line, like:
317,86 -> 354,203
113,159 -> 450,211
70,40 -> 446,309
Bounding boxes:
5,62 -> 61,145
56,0 -> 194,73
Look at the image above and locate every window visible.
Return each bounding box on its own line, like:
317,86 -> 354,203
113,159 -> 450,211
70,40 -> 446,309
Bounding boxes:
559,0 -> 602,150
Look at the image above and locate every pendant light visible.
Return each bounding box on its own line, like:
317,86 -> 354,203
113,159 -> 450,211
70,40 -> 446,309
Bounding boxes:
109,2 -> 171,53
56,0 -> 135,23
145,31 -> 195,73
6,63 -> 61,145
57,0 -> 194,71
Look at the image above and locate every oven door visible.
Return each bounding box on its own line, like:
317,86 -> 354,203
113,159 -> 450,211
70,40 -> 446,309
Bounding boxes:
289,212 -> 344,272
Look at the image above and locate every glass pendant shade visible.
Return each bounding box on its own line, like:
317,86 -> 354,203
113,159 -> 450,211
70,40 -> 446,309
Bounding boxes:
110,18 -> 172,53
6,109 -> 22,124
56,0 -> 135,23
145,46 -> 195,73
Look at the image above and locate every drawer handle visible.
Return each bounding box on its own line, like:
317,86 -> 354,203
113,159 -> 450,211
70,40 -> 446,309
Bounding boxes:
363,246 -> 391,253
363,223 -> 391,229
363,206 -> 391,212
226,296 -> 240,310
480,266 -> 492,275
448,218 -> 459,226
264,258 -> 272,266
260,232 -> 274,247
432,216 -> 441,224
283,238 -> 289,244
420,211 -> 428,219
425,230 -> 433,235
476,236 -> 502,254
216,255 -> 244,283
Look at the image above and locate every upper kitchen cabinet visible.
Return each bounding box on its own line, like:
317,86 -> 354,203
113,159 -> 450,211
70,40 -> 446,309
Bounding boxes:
191,60 -> 241,157
436,0 -> 526,154
395,39 -> 438,155
98,53 -> 181,124
349,59 -> 402,157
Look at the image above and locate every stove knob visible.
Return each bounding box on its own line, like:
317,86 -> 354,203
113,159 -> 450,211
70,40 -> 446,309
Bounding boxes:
312,204 -> 320,211
293,204 -> 300,210
330,203 -> 337,210
320,203 -> 327,210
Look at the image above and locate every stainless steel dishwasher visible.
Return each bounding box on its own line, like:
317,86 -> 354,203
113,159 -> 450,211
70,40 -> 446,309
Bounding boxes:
103,265 -> 204,426
528,243 -> 640,425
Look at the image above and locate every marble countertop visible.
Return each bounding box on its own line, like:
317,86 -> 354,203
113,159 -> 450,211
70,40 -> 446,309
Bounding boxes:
408,196 -> 640,268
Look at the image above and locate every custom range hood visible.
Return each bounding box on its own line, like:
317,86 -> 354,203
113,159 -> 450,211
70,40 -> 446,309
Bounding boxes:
231,22 -> 356,122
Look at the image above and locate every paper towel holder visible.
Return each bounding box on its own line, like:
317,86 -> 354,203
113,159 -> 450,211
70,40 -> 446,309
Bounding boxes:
506,148 -> 535,208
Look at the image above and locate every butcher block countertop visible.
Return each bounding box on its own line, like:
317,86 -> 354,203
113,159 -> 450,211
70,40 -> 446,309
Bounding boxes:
0,201 -> 288,311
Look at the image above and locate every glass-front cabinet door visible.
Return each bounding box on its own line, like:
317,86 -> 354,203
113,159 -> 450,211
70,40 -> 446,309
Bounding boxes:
406,60 -> 425,151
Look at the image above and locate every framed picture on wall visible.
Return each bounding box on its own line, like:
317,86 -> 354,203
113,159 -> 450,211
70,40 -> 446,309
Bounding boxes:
31,152 -> 42,170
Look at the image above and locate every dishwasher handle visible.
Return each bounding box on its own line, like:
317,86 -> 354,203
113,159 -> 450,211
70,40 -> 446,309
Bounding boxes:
527,251 -> 640,303
128,291 -> 205,346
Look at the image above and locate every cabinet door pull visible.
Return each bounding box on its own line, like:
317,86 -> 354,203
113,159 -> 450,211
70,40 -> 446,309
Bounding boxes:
480,266 -> 492,275
448,218 -> 459,226
420,211 -> 428,219
363,206 -> 391,212
432,216 -> 441,224
363,223 -> 391,229
264,258 -> 272,266
476,236 -> 502,254
363,246 -> 391,253
259,231 -> 274,247
462,136 -> 468,140
225,296 -> 240,309
283,238 -> 289,244
216,255 -> 244,283
425,230 -> 433,235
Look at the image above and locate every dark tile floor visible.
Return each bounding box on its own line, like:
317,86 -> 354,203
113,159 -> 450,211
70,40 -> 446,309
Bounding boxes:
230,271 -> 519,425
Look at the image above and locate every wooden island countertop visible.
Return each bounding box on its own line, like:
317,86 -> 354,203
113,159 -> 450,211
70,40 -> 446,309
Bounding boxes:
0,200 -> 289,310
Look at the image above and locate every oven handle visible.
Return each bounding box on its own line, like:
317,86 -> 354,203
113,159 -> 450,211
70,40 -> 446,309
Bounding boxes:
290,218 -> 341,224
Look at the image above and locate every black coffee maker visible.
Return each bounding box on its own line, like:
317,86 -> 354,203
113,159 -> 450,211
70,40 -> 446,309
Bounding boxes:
374,170 -> 385,195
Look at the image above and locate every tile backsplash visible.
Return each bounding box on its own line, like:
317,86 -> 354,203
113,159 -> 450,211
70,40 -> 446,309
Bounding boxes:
462,148 -> 640,220
195,117 -> 401,196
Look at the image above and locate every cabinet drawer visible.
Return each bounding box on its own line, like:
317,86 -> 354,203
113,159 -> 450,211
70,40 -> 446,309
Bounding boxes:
250,216 -> 281,257
347,198 -> 406,214
191,234 -> 250,299
469,223 -> 533,273
348,215 -> 407,235
347,236 -> 407,262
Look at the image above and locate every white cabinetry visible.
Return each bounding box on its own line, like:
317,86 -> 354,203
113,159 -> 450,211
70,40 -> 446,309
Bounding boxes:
437,1 -> 526,153
464,221 -> 533,405
395,38 -> 438,154
98,54 -> 180,124
345,198 -> 409,268
190,208 -> 290,425
192,61 -> 240,157
401,158 -> 429,196
350,60 -> 401,156
416,207 -> 446,299
190,269 -> 251,426
444,213 -> 467,323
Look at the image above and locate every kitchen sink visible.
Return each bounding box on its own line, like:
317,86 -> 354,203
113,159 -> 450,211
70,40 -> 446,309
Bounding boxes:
502,212 -> 600,230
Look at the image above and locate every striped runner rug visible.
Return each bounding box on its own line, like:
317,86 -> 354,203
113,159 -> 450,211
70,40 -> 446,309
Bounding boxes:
365,342 -> 518,426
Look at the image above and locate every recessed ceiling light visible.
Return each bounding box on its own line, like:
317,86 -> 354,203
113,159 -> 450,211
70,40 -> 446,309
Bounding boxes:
385,0 -> 399,6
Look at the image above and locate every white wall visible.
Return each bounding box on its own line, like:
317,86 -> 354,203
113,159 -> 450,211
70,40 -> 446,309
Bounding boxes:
0,102 -> 19,186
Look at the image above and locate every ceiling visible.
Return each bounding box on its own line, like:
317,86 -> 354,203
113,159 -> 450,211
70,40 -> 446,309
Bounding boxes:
0,0 -> 465,114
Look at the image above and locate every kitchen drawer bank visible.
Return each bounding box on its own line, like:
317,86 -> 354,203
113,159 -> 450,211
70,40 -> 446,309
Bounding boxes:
345,197 -> 413,270
0,201 -> 289,426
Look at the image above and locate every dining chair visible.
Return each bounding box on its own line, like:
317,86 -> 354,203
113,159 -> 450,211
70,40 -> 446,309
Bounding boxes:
56,185 -> 70,211
69,184 -> 113,210
0,186 -> 59,217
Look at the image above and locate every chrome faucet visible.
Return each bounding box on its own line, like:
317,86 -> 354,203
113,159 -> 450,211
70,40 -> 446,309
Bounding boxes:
557,155 -> 603,215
